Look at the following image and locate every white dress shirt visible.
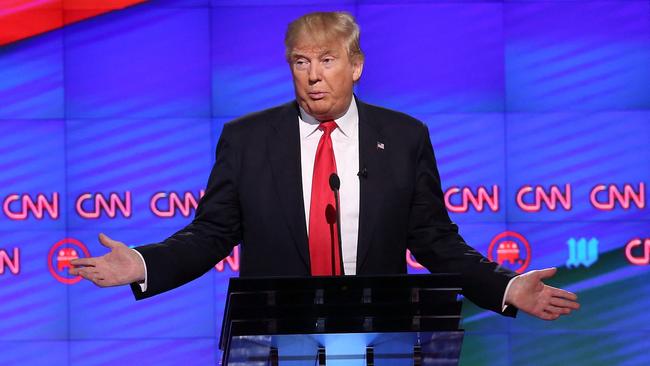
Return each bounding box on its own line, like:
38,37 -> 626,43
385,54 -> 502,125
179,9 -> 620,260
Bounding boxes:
298,97 -> 360,275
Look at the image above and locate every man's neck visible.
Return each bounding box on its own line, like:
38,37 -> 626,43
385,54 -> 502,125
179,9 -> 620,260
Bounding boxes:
299,96 -> 356,124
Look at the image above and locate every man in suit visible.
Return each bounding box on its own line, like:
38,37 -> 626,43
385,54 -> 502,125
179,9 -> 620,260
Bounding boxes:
71,11 -> 579,320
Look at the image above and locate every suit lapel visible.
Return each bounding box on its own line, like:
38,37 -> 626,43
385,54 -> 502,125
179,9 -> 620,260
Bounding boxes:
267,101 -> 310,270
356,100 -> 387,273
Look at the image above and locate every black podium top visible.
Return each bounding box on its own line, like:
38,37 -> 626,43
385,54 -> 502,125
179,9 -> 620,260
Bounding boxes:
219,274 -> 463,350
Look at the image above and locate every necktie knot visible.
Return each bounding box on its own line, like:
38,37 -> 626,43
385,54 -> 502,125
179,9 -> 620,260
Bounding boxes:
319,121 -> 337,136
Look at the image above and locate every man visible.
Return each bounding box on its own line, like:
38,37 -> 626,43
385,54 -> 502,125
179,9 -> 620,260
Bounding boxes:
71,12 -> 579,320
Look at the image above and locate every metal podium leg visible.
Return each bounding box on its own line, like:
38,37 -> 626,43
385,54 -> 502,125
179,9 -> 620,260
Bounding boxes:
269,347 -> 278,366
413,345 -> 422,366
317,347 -> 326,366
365,346 -> 374,366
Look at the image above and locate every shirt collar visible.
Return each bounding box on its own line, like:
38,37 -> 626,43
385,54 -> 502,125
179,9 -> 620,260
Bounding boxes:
299,96 -> 358,140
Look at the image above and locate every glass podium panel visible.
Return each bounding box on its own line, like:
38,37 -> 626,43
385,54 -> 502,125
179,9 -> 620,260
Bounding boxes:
226,331 -> 464,366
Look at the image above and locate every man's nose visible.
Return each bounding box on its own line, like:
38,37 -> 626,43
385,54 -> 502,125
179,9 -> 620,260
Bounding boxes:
308,64 -> 322,83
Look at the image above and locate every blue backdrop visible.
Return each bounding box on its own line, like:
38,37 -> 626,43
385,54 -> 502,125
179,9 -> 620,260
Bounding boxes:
1,0 -> 649,365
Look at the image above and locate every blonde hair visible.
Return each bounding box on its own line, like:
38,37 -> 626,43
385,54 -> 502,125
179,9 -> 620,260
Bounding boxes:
285,11 -> 364,63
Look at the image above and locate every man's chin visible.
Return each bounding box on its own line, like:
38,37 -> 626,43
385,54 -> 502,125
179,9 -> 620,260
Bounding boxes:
303,104 -> 333,120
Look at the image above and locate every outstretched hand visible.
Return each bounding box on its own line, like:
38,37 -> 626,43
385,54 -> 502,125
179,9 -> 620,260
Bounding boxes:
506,267 -> 580,321
70,233 -> 145,287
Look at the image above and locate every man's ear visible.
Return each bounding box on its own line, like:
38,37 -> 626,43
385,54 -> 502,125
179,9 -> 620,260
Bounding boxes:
352,57 -> 364,82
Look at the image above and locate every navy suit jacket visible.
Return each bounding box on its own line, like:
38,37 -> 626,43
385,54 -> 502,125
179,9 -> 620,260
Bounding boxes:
131,98 -> 517,316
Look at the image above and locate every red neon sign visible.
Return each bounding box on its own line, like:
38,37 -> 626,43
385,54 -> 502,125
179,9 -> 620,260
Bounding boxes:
215,246 -> 240,272
47,238 -> 91,284
625,238 -> 650,265
2,193 -> 59,220
0,248 -> 20,275
150,190 -> 205,218
406,249 -> 425,269
590,183 -> 645,210
487,231 -> 531,274
445,185 -> 499,213
516,184 -> 572,212
75,192 -> 132,219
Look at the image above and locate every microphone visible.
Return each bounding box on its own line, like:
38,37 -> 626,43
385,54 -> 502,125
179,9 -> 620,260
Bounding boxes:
357,167 -> 368,179
329,173 -> 344,275
329,173 -> 340,190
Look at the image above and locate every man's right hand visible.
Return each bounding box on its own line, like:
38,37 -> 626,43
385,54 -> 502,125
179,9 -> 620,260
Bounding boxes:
70,233 -> 145,287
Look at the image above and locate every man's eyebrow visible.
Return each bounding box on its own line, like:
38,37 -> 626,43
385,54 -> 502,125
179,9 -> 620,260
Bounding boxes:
290,48 -> 337,60
290,52 -> 308,60
319,49 -> 337,57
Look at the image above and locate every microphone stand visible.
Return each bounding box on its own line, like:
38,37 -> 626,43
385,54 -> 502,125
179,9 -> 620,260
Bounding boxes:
329,173 -> 344,275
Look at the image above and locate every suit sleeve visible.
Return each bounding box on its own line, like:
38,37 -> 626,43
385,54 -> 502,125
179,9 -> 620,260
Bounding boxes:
130,124 -> 242,300
406,122 -> 518,317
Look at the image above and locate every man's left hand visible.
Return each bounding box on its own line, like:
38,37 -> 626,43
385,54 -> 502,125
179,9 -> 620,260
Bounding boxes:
506,267 -> 580,320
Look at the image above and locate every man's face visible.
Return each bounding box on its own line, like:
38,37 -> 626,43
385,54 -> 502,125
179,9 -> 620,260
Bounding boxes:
289,37 -> 363,121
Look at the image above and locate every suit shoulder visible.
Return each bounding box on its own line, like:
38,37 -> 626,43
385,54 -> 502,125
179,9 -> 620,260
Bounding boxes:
360,101 -> 426,133
222,102 -> 295,134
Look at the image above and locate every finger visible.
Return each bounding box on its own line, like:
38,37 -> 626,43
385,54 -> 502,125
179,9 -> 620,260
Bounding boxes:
76,268 -> 95,282
540,310 -> 560,321
98,233 -> 122,250
77,269 -> 105,286
70,257 -> 97,268
92,273 -> 112,287
550,297 -> 580,310
535,267 -> 557,280
92,274 -> 106,285
76,267 -> 96,276
549,286 -> 578,301
545,305 -> 571,316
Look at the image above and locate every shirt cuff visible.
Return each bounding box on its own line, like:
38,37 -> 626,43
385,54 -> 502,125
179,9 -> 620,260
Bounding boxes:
502,276 -> 518,312
132,249 -> 148,292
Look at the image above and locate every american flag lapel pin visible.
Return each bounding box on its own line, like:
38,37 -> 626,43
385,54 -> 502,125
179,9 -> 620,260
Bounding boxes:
376,141 -> 385,150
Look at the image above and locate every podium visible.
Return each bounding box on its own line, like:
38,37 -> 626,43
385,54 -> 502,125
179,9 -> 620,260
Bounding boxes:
219,274 -> 464,365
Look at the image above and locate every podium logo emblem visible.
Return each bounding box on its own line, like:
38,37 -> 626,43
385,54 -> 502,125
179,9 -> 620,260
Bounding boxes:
488,231 -> 531,274
48,238 -> 90,284
566,238 -> 598,268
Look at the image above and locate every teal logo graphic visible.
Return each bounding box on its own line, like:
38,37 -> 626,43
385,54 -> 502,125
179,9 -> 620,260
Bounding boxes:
566,238 -> 598,268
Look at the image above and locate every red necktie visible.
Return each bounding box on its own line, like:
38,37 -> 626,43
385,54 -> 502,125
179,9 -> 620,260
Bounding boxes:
308,121 -> 342,276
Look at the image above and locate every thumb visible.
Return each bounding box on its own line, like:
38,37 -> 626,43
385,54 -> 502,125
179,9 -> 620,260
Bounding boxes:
535,267 -> 557,280
98,233 -> 122,250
